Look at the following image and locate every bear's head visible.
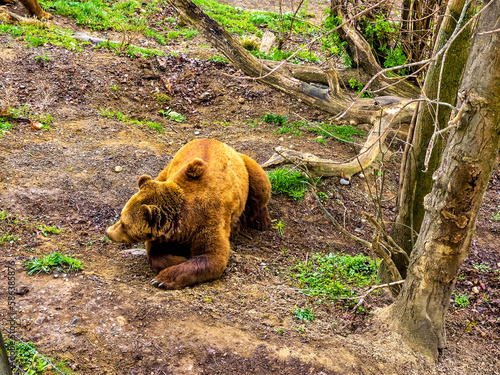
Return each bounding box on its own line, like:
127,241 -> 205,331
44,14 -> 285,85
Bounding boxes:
106,175 -> 184,244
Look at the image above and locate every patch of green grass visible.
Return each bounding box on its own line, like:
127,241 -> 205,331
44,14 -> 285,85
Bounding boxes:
308,123 -> 364,143
3,105 -> 54,128
321,12 -> 351,65
277,121 -> 302,136
39,113 -> 54,125
473,263 -> 491,274
6,339 -> 74,375
160,109 -> 186,123
246,119 -> 259,128
294,307 -> 316,321
0,23 -> 89,51
23,252 -> 83,275
94,40 -> 165,58
34,53 -> 52,62
492,207 -> 500,221
0,117 -> 13,136
0,233 -> 21,245
5,339 -> 49,374
192,0 -> 314,36
100,108 -> 164,133
154,92 -> 171,104
208,55 -> 229,63
110,84 -> 120,91
348,78 -> 373,98
274,219 -> 285,235
40,0 -> 198,45
267,168 -> 313,200
454,292 -> 470,308
261,113 -> 288,125
167,28 -> 199,40
290,253 -> 379,302
250,47 -> 320,63
37,224 -> 63,236
276,119 -> 308,136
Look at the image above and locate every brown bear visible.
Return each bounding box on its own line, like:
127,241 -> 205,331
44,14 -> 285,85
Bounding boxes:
0,0 -> 52,19
106,139 -> 271,289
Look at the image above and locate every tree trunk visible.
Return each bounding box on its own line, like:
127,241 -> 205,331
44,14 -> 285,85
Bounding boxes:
382,1 -> 500,360
384,0 -> 476,282
0,331 -> 12,375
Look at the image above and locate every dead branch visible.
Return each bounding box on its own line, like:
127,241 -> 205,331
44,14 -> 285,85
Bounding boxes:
262,99 -> 416,178
347,280 -> 406,311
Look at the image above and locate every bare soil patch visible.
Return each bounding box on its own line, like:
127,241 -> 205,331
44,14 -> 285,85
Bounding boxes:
1,3 -> 499,374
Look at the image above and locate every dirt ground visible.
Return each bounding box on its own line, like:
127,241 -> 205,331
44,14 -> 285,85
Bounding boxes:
1,1 -> 499,374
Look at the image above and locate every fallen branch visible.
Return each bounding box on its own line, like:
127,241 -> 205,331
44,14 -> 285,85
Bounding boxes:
343,280 -> 406,311
262,99 -> 416,178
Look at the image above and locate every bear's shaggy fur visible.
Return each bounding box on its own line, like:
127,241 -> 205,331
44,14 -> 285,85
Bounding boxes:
106,139 -> 271,289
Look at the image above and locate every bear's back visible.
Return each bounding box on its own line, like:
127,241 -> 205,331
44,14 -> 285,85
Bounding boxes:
157,139 -> 250,222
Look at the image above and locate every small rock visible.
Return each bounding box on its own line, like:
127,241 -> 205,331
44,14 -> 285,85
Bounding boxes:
194,131 -> 200,135
198,92 -> 211,101
359,173 -> 365,179
238,97 -> 245,104
115,166 -> 123,173
72,328 -> 85,336
121,248 -> 147,256
116,316 -> 127,327
472,286 -> 480,294
62,273 -> 67,277
349,120 -> 357,126
340,178 -> 350,185
35,315 -> 46,325
54,273 -> 59,278
31,121 -> 43,130
15,285 -> 30,295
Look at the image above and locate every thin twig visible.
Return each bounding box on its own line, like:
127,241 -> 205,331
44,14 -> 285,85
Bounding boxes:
345,280 -> 406,311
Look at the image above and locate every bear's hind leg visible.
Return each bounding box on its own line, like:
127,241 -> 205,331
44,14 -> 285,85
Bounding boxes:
238,154 -> 271,230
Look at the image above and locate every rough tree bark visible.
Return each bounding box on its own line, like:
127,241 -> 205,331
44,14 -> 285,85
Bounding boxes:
381,0 -> 500,360
385,0 -> 477,281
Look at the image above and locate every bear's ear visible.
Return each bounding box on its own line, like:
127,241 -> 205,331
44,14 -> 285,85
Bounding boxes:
140,204 -> 161,225
138,175 -> 153,189
185,158 -> 205,179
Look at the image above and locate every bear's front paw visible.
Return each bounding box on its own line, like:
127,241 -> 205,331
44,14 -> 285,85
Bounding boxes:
151,276 -> 182,290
